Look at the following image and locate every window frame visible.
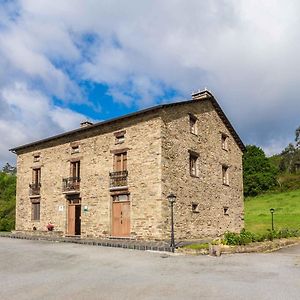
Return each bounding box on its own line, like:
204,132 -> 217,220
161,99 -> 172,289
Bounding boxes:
114,152 -> 127,172
70,160 -> 80,179
189,151 -> 199,177
221,133 -> 228,151
31,201 -> 40,221
32,168 -> 41,185
114,130 -> 126,144
71,145 -> 80,154
222,165 -> 229,186
33,154 -> 40,162
191,202 -> 200,213
189,113 -> 198,135
112,194 -> 130,202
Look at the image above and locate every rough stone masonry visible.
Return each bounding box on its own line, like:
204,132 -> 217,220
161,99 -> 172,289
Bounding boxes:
11,90 -> 244,241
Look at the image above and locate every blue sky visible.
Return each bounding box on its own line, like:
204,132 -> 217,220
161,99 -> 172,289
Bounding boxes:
1,0 -> 300,167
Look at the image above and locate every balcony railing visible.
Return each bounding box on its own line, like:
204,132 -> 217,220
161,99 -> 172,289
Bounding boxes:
109,170 -> 128,188
62,177 -> 80,193
29,182 -> 41,196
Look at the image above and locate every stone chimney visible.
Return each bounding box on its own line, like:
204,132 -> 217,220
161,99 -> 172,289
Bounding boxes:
191,89 -> 211,100
80,120 -> 93,128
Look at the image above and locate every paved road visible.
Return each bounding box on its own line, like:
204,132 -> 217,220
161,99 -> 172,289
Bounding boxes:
0,237 -> 299,300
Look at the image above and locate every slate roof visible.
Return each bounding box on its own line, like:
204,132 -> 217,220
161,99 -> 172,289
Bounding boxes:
10,90 -> 245,153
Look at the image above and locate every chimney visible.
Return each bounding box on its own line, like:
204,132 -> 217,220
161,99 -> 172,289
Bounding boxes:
80,120 -> 93,128
191,89 -> 211,100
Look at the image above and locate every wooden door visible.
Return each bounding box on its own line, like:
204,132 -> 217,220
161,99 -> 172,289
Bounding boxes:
68,205 -> 75,235
68,204 -> 81,235
112,201 -> 130,237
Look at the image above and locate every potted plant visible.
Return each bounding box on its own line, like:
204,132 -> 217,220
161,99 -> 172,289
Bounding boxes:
46,222 -> 54,231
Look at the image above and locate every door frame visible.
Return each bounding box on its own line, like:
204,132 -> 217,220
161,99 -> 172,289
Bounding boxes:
110,193 -> 131,237
66,198 -> 81,236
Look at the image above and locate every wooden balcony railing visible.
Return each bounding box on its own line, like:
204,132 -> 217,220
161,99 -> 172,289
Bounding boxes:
109,170 -> 128,188
29,182 -> 41,196
62,177 -> 80,193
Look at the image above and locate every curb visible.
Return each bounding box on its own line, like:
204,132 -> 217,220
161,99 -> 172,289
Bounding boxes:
0,232 -> 172,253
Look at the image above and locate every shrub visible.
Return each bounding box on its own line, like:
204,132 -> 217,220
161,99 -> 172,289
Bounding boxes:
222,228 -> 300,246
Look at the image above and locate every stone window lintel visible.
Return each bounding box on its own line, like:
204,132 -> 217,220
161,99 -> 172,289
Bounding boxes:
110,148 -> 130,154
188,150 -> 199,157
114,130 -> 126,137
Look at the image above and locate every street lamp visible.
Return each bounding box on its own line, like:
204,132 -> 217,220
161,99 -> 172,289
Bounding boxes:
167,193 -> 176,253
270,208 -> 275,231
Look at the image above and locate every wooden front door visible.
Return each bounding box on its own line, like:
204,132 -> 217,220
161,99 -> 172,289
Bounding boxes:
68,202 -> 81,235
112,197 -> 130,237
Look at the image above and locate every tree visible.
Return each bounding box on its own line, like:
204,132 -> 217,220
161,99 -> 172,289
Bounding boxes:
0,172 -> 16,231
295,126 -> 300,149
2,163 -> 16,175
279,143 -> 296,173
243,145 -> 278,197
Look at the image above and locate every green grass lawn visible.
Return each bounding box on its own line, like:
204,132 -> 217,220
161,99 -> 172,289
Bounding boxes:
245,189 -> 300,234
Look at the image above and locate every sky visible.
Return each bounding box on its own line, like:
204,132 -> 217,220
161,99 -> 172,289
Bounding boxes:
1,0 -> 300,168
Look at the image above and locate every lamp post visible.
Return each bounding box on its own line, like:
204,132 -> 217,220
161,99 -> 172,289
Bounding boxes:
270,208 -> 275,231
167,193 -> 176,253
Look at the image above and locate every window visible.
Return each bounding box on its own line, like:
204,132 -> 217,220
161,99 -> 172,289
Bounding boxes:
192,203 -> 199,213
223,207 -> 229,215
114,130 -> 126,144
33,154 -> 40,162
71,161 -> 80,179
71,145 -> 80,154
114,152 -> 127,172
33,168 -> 41,185
31,201 -> 40,220
189,153 -> 199,177
30,168 -> 41,195
112,194 -> 129,202
222,165 -> 229,185
221,134 -> 228,151
189,114 -> 197,135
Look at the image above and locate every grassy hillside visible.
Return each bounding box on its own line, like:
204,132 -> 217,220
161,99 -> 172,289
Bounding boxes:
245,189 -> 300,234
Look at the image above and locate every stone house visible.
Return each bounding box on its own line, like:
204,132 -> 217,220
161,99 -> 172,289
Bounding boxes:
10,90 -> 245,241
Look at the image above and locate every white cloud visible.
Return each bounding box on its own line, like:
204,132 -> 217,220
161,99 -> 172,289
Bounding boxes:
0,83 -> 87,166
1,0 -> 300,167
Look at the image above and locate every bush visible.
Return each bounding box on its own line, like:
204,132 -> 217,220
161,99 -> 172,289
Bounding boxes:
222,228 -> 300,246
223,229 -> 256,245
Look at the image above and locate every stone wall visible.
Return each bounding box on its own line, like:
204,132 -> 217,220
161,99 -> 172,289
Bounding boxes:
160,99 -> 244,240
15,96 -> 244,241
16,113 -> 163,239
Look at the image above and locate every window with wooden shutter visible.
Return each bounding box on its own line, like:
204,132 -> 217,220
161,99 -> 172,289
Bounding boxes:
114,152 -> 127,172
71,161 -> 80,179
33,168 -> 41,185
31,201 -> 40,221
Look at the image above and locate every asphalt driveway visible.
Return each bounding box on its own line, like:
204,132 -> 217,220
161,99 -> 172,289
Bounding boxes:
0,237 -> 299,300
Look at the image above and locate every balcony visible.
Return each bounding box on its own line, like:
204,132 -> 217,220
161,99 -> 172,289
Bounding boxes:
62,177 -> 80,193
29,182 -> 41,196
109,170 -> 128,190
